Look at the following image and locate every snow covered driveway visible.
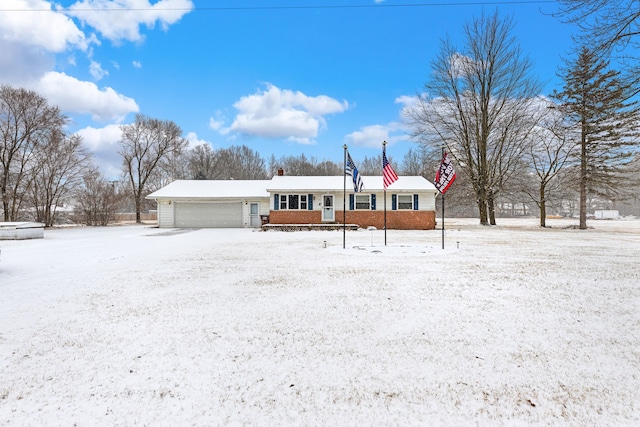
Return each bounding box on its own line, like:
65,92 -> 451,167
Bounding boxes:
1,219 -> 639,425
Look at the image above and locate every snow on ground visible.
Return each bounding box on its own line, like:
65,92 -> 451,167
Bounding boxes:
1,218 -> 639,426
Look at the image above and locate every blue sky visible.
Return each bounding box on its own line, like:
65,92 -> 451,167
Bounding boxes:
0,0 -> 576,178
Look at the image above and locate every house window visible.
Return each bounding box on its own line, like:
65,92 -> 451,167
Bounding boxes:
397,194 -> 414,210
280,194 -> 308,210
355,194 -> 370,210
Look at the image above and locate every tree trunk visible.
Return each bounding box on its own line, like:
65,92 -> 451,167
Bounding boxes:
539,183 -> 547,227
579,135 -> 588,230
477,195 -> 489,225
488,191 -> 496,225
135,194 -> 142,223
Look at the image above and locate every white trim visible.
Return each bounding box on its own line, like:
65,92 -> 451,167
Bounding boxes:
322,194 -> 335,222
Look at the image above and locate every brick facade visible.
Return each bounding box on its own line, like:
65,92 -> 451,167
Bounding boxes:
268,209 -> 436,230
269,210 -> 320,224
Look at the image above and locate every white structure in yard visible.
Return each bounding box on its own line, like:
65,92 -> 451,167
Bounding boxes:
594,209 -> 619,220
0,222 -> 45,240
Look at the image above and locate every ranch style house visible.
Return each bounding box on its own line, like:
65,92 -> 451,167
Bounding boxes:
146,175 -> 438,230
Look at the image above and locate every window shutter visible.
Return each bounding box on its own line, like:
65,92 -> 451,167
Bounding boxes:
274,194 -> 279,210
308,194 -> 313,210
391,194 -> 397,211
413,194 -> 419,210
371,194 -> 376,210
349,194 -> 354,210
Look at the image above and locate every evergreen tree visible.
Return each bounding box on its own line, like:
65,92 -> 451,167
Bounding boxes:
553,46 -> 640,229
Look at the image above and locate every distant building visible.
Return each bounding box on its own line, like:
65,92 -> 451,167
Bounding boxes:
594,209 -> 619,220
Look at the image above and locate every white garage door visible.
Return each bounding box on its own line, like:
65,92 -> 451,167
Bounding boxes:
174,202 -> 243,228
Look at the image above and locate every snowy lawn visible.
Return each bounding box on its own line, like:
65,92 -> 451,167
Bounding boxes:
1,218 -> 639,426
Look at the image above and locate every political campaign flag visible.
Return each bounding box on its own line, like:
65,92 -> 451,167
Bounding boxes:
435,151 -> 457,195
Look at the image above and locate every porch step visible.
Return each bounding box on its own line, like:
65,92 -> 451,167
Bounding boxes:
261,223 -> 359,232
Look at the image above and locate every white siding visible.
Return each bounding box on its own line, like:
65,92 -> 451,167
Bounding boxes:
158,201 -> 174,228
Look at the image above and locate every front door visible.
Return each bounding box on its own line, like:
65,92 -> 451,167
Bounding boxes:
249,203 -> 260,227
322,195 -> 334,222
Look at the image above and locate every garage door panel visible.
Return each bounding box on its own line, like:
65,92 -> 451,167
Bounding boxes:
175,202 -> 242,228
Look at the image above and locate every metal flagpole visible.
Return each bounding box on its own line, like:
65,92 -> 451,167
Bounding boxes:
343,145 -> 347,249
383,141 -> 387,246
442,191 -> 445,249
384,188 -> 387,246
441,147 -> 445,249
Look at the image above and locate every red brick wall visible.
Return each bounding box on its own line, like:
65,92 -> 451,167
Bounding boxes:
269,210 -> 321,224
268,210 -> 436,230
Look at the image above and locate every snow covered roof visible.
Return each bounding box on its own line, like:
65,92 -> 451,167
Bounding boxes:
146,180 -> 271,199
0,222 -> 45,229
146,176 -> 437,200
267,175 -> 437,192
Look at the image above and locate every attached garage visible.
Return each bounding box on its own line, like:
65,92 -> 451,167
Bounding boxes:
174,201 -> 243,228
146,180 -> 271,228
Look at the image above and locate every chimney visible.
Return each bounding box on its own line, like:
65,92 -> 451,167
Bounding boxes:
277,168 -> 284,176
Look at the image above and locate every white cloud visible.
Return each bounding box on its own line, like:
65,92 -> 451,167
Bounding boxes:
0,0 -> 92,85
209,112 -> 225,131
448,52 -> 476,79
0,0 -> 88,52
76,123 -> 122,152
228,84 -> 348,144
343,97 -> 411,148
75,123 -> 123,178
0,39 -> 54,85
344,124 -> 405,148
34,71 -> 139,121
184,132 -> 210,149
395,95 -> 418,108
89,60 -> 108,80
67,0 -> 195,43
132,60 -> 142,69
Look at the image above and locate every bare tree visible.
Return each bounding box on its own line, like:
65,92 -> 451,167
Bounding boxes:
187,144 -> 219,179
1,85 -> 66,221
400,146 -> 438,176
519,101 -> 577,227
313,159 -> 343,176
357,154 -> 384,175
268,153 -> 342,176
120,114 -> 187,223
29,132 -> 92,227
215,145 -> 268,179
555,2 -> 640,64
552,46 -> 640,229
404,11 -> 543,225
74,168 -> 124,226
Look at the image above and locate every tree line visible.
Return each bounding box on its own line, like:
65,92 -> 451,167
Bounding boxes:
3,2 -> 640,228
0,85 -> 420,226
405,9 -> 640,229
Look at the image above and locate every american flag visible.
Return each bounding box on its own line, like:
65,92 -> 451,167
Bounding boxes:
382,147 -> 398,189
346,152 -> 364,192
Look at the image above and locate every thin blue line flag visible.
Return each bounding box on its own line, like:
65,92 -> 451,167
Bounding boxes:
346,152 -> 364,192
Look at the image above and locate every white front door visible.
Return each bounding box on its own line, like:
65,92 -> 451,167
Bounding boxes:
249,203 -> 260,227
322,195 -> 334,222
